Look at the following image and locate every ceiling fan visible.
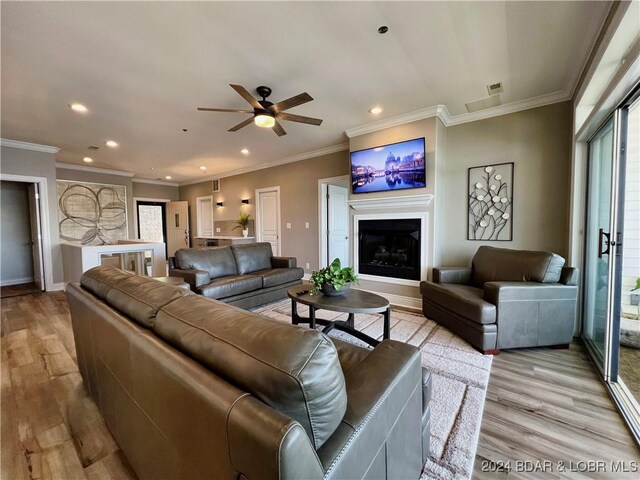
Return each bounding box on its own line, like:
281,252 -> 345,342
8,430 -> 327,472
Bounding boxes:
197,84 -> 323,137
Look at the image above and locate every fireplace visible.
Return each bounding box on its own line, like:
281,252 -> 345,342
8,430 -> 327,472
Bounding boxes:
358,218 -> 421,281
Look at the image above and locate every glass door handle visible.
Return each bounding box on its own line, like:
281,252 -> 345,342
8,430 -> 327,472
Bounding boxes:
598,228 -> 611,258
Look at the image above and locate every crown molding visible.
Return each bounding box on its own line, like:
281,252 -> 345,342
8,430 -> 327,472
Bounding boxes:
344,106 -> 447,138
132,177 -> 179,187
1,138 -> 60,153
55,162 -> 136,177
444,89 -> 572,126
179,143 -> 349,186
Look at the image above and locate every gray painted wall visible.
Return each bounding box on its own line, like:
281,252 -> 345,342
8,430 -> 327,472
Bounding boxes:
1,181 -> 34,285
132,181 -> 179,201
179,150 -> 349,274
1,145 -> 63,284
442,101 -> 572,265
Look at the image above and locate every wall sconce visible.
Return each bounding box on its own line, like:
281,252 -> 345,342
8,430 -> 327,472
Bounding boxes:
241,199 -> 250,205
216,201 -> 224,207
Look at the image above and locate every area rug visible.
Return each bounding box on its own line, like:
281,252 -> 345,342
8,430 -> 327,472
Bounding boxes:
252,299 -> 492,480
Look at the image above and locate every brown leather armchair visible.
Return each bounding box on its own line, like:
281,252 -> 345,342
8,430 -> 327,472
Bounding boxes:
421,246 -> 578,354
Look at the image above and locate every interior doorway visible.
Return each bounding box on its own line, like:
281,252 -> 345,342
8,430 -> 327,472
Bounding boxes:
255,186 -> 281,256
0,180 -> 45,297
318,176 -> 350,268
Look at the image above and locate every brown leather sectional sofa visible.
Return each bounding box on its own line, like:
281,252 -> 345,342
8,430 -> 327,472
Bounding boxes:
169,242 -> 303,309
67,265 -> 432,480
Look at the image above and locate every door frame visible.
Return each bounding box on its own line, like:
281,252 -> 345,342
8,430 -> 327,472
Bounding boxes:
318,175 -> 350,268
132,197 -> 170,239
0,173 -> 54,291
255,186 -> 281,256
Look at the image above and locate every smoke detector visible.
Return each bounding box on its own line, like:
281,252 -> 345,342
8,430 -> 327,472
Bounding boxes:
486,82 -> 504,95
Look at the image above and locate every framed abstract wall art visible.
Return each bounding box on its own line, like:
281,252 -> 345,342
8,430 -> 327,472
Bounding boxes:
467,162 -> 513,241
57,180 -> 128,245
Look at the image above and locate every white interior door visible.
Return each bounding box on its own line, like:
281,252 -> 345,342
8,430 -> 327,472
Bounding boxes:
166,201 -> 189,257
256,188 -> 280,255
27,183 -> 44,290
328,184 -> 349,267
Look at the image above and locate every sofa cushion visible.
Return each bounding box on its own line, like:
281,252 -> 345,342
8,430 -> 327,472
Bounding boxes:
80,266 -> 193,328
421,282 -> 496,324
471,246 -> 565,287
231,243 -> 273,274
154,295 -> 347,449
80,265 -> 134,300
175,246 -> 238,279
252,267 -> 304,288
198,275 -> 262,300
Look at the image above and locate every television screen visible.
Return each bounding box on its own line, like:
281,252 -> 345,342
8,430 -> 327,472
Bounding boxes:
350,137 -> 426,194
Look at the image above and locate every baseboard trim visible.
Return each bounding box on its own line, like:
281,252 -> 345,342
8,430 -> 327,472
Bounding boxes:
49,282 -> 66,292
353,287 -> 422,310
0,277 -> 34,287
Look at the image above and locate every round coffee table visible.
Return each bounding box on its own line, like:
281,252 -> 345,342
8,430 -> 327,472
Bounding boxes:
287,285 -> 390,346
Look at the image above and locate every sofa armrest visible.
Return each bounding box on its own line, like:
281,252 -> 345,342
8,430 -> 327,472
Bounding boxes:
321,340 -> 424,479
560,267 -> 579,286
433,267 -> 471,284
169,268 -> 209,290
483,281 -> 578,304
271,256 -> 297,268
228,395 -> 324,480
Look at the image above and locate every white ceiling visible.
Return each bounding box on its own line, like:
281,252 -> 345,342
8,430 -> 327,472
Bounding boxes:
1,1 -> 610,183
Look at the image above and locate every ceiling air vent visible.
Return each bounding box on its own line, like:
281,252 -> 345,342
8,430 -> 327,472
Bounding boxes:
88,145 -> 100,150
465,94 -> 502,113
487,82 -> 504,95
212,178 -> 220,192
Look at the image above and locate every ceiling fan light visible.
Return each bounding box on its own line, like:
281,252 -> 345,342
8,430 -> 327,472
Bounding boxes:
254,113 -> 275,128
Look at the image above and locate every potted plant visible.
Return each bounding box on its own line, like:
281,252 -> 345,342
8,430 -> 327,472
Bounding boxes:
233,212 -> 250,238
310,258 -> 358,296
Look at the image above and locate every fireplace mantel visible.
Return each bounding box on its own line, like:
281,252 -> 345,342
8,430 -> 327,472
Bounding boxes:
348,193 -> 434,211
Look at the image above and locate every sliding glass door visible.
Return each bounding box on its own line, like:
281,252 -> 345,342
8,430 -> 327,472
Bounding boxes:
583,88 -> 640,440
584,118 -> 616,369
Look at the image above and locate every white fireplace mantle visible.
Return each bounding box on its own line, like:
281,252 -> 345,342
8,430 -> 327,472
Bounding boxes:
348,193 -> 434,211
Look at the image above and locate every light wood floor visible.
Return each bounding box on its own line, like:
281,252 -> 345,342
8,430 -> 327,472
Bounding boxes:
2,292 -> 639,480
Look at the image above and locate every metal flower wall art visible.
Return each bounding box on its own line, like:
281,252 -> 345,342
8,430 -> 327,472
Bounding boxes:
57,181 -> 128,245
467,162 -> 513,241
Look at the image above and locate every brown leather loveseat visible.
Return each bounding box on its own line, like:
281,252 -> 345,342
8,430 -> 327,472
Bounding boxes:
169,242 -> 303,308
67,265 -> 432,480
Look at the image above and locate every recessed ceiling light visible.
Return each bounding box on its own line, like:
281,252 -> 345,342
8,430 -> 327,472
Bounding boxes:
241,148 -> 250,155
368,106 -> 383,115
199,166 -> 207,171
83,157 -> 93,163
165,176 -> 172,180
70,103 -> 88,113
105,140 -> 118,148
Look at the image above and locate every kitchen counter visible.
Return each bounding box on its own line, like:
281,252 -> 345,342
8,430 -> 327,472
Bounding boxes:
192,236 -> 256,248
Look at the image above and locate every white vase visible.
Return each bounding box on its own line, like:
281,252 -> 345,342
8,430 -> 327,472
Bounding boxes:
242,228 -> 249,238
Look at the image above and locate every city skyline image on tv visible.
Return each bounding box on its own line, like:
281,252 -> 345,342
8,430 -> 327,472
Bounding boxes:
350,137 -> 426,194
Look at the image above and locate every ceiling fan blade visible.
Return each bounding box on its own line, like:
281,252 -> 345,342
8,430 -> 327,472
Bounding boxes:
271,92 -> 313,113
229,84 -> 263,110
272,120 -> 287,137
228,117 -> 254,132
277,112 -> 323,126
198,107 -> 254,113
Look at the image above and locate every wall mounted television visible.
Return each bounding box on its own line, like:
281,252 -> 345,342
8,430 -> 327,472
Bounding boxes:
350,137 -> 426,194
